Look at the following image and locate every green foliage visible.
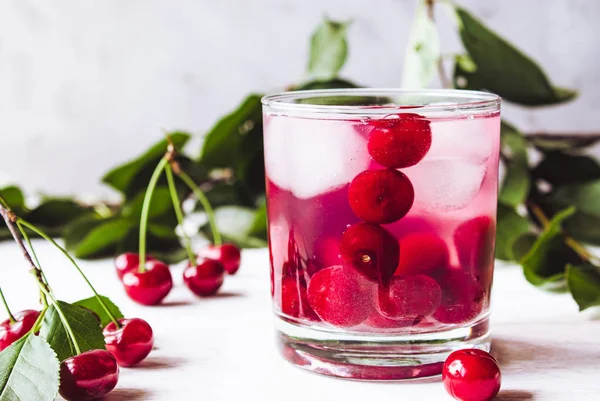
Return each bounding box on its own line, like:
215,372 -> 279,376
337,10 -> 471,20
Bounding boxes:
74,296 -> 124,328
307,19 -> 350,80
40,301 -> 106,362
566,263 -> 600,311
453,7 -> 577,106
0,334 -> 59,401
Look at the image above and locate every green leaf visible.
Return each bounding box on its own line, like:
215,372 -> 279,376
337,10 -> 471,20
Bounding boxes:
512,233 -> 538,262
550,180 -> 600,218
0,186 -> 25,213
203,206 -> 267,248
401,1 -> 441,88
120,187 -> 173,219
454,7 -> 577,106
200,94 -> 263,169
248,201 -> 267,239
102,132 -> 190,196
528,135 -> 600,152
520,207 -> 581,292
499,122 -> 530,206
562,213 -> 600,246
74,296 -> 124,328
496,204 -> 531,261
307,18 -> 350,80
566,263 -> 600,311
0,334 -> 59,401
69,218 -> 135,258
40,301 -> 106,362
533,152 -> 600,186
25,199 -> 97,236
63,215 -> 107,252
294,78 -> 360,91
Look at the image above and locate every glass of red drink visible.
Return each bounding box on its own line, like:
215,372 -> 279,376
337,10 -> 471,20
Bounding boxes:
262,89 -> 501,380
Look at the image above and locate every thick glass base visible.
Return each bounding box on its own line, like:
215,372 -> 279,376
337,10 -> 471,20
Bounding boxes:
276,316 -> 491,381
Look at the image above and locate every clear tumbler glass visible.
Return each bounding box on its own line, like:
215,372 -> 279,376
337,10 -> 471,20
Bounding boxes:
262,89 -> 501,380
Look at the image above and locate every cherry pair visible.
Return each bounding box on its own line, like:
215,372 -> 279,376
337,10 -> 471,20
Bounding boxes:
183,243 -> 241,297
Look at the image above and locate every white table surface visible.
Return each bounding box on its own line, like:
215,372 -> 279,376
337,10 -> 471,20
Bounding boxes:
0,241 -> 599,401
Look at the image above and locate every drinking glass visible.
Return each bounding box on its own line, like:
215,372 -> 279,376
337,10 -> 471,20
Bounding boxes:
262,89 -> 500,380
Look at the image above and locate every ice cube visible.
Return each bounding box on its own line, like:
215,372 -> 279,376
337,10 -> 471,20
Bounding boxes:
425,117 -> 498,162
264,115 -> 370,199
404,158 -> 486,211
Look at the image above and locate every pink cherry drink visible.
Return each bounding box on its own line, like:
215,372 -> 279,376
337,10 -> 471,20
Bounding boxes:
262,89 -> 500,380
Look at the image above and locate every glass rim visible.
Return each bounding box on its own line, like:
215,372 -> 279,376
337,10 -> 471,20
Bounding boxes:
262,88 -> 501,115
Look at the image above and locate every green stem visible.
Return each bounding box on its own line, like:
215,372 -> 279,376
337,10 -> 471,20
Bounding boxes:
17,222 -> 52,303
30,307 -> 47,334
165,165 -> 197,265
0,287 -> 16,324
0,194 -> 9,209
18,219 -> 121,328
178,170 -> 222,246
139,158 -> 169,272
39,285 -> 81,355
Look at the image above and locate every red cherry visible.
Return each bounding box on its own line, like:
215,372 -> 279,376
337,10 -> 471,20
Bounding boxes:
378,275 -> 441,320
395,232 -> 449,276
0,310 -> 40,351
183,259 -> 225,296
454,216 -> 495,277
312,237 -> 341,271
443,349 -> 501,401
348,169 -> 414,224
115,253 -> 156,280
122,260 -> 173,306
339,222 -> 400,282
368,113 -> 432,168
433,268 -> 485,324
307,265 -> 374,327
280,277 -> 319,321
103,318 -> 154,367
59,349 -> 119,401
197,243 -> 241,275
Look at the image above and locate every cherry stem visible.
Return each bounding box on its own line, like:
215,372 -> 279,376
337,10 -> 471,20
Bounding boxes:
30,306 -> 47,335
18,219 -> 121,329
139,157 -> 169,273
178,170 -> 222,246
17,222 -> 52,296
39,285 -> 81,355
165,164 -> 197,266
0,196 -> 50,301
0,287 -> 16,324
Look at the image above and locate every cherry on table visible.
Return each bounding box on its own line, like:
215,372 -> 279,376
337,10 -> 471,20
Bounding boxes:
443,349 -> 501,401
395,232 -> 449,276
59,349 -> 119,400
0,309 -> 40,351
183,258 -> 225,297
378,275 -> 441,321
348,169 -> 414,224
122,260 -> 173,306
368,113 -> 432,168
340,222 -> 400,282
103,318 -> 154,367
115,253 -> 155,280
197,243 -> 241,275
307,265 -> 374,327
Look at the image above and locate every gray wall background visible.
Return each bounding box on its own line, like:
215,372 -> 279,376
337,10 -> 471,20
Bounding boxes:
0,0 -> 598,198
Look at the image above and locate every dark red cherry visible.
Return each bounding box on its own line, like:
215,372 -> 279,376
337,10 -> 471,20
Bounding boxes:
348,169 -> 414,224
443,349 -> 501,401
0,310 -> 40,351
368,113 -> 432,168
115,253 -> 155,280
434,268 -> 485,324
183,259 -> 225,296
378,275 -> 441,320
59,349 -> 119,400
103,318 -> 154,367
339,222 -> 400,282
197,243 -> 241,275
280,277 -> 319,321
454,216 -> 495,283
395,232 -> 449,276
122,260 -> 173,306
307,265 -> 374,327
